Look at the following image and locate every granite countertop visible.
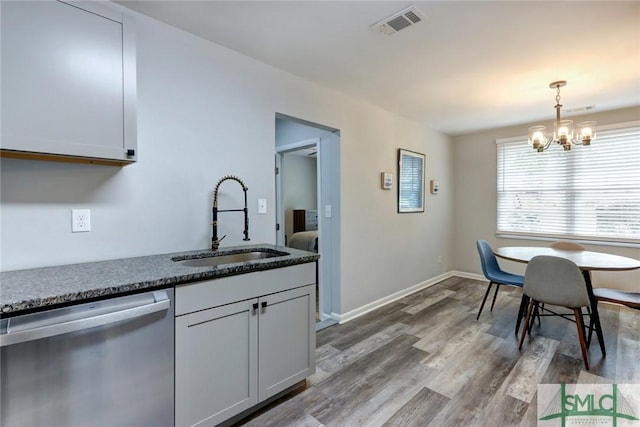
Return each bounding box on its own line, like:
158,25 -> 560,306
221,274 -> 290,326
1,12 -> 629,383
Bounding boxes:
0,244 -> 319,317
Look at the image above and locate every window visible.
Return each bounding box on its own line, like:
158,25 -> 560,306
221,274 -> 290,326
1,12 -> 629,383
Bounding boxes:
496,121 -> 640,244
398,149 -> 425,213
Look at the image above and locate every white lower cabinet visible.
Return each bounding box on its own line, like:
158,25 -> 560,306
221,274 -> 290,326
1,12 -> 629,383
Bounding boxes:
175,264 -> 316,427
175,299 -> 258,427
258,286 -> 316,401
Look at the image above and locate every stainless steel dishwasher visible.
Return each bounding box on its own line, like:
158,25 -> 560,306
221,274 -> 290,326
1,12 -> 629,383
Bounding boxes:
0,288 -> 174,427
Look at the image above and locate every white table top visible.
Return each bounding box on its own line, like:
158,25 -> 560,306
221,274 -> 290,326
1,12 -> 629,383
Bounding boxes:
493,247 -> 640,272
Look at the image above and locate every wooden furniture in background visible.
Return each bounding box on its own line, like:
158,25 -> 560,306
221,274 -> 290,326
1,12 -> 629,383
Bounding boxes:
293,210 -> 306,233
293,209 -> 318,233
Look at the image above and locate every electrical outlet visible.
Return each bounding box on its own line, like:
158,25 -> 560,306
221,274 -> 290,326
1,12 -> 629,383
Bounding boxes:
72,209 -> 91,232
437,255 -> 442,264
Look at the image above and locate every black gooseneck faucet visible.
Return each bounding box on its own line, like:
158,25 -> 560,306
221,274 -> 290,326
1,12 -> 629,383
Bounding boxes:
212,175 -> 250,250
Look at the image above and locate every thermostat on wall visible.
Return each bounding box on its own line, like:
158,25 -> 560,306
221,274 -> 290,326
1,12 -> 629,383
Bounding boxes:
430,180 -> 439,194
381,172 -> 393,189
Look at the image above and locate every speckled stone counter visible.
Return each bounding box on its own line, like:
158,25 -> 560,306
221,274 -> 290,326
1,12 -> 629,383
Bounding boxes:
0,244 -> 319,317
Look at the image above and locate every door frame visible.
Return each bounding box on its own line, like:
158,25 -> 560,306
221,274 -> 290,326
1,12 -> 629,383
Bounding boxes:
275,138 -> 334,323
275,137 -> 320,247
275,114 -> 341,329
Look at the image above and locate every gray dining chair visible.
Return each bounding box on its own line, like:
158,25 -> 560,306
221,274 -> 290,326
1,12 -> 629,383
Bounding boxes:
540,241 -> 587,319
518,255 -> 592,370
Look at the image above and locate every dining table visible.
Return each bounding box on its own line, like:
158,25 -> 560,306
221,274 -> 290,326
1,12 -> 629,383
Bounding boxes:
493,246 -> 640,357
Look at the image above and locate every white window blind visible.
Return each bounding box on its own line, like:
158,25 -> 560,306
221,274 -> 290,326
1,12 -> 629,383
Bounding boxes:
399,151 -> 424,212
496,122 -> 640,244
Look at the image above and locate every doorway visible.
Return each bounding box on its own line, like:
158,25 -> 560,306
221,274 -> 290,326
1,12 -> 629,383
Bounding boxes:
275,114 -> 341,330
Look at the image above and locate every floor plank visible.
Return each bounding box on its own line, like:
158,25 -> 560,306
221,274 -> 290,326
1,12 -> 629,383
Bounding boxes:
425,350 -> 516,426
504,335 -> 560,403
309,335 -> 426,425
382,387 -> 449,427
316,322 -> 410,374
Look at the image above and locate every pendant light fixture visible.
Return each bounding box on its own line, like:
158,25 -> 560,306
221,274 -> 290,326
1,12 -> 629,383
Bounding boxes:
528,81 -> 596,152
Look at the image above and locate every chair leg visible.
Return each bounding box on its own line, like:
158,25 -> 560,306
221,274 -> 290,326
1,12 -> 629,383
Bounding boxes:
515,294 -> 529,336
574,308 -> 590,370
585,301 -> 606,357
592,307 -> 606,357
536,303 -> 543,326
519,299 -> 535,351
583,270 -> 606,357
529,302 -> 539,334
477,281 -> 494,321
587,303 -> 596,348
490,284 -> 500,312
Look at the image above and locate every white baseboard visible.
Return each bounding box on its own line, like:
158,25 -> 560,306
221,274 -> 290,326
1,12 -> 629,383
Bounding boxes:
450,270 -> 487,282
332,271 -> 458,324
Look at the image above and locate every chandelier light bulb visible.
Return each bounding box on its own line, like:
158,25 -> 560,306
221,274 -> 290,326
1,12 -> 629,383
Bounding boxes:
554,120 -> 574,145
528,125 -> 547,151
577,121 -> 596,145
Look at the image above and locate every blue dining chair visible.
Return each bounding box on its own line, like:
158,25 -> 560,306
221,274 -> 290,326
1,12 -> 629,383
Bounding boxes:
476,240 -> 525,328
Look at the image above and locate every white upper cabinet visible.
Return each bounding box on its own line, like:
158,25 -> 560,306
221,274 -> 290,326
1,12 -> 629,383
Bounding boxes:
1,1 -> 136,165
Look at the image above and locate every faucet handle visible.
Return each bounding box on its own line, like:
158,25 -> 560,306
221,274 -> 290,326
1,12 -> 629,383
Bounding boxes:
211,234 -> 227,251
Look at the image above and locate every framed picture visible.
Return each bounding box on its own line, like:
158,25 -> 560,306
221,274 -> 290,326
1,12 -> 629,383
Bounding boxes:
398,149 -> 425,213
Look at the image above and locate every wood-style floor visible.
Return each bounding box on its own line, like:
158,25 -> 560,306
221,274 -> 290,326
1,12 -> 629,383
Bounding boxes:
236,276 -> 640,426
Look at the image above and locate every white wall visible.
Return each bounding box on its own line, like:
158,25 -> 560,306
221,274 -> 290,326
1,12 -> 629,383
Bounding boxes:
339,109 -> 454,314
452,106 -> 640,291
0,5 -> 454,317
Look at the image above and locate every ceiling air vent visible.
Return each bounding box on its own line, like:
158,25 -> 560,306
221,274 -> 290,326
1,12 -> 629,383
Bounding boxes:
372,6 -> 424,36
564,105 -> 597,114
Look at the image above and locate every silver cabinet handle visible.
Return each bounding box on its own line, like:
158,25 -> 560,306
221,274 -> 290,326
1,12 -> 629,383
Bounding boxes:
1,291 -> 170,347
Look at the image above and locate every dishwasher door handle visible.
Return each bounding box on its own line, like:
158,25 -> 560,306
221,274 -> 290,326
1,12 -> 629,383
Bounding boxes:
0,291 -> 171,347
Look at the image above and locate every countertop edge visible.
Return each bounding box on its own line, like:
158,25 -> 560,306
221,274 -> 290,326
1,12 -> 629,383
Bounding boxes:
1,245 -> 319,317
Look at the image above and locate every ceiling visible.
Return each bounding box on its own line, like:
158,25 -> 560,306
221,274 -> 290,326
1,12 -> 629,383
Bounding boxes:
117,1 -> 640,136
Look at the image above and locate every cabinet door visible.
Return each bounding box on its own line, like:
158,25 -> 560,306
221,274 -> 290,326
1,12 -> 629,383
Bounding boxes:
258,285 -> 316,401
1,1 -> 136,163
175,299 -> 258,427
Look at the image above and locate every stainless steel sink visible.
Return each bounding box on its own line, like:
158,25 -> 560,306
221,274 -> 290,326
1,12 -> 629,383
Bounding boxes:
175,250 -> 287,268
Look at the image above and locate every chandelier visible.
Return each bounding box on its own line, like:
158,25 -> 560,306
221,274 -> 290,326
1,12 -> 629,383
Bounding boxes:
528,81 -> 596,152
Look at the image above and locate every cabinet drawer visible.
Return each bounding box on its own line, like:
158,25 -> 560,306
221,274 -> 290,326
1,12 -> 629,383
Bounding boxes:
175,263 -> 316,316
